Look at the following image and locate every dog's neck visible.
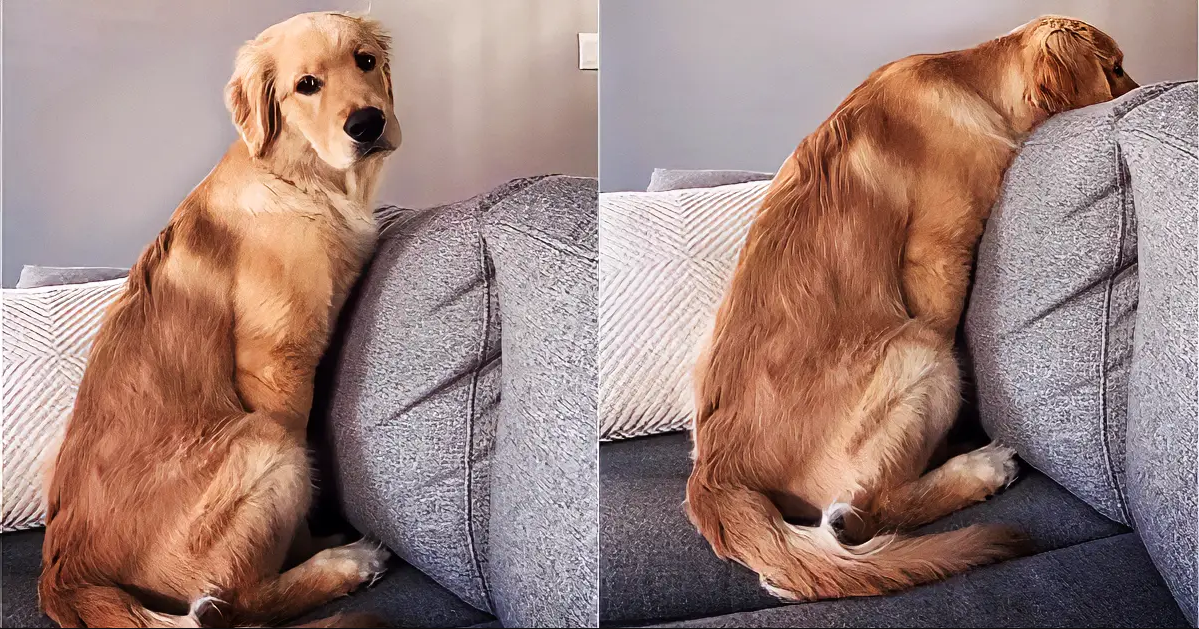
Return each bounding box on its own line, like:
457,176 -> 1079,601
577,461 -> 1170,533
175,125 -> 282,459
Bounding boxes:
961,36 -> 1050,137
249,129 -> 386,211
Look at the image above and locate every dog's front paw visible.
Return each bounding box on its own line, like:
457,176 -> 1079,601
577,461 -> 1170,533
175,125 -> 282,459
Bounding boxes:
313,538 -> 392,592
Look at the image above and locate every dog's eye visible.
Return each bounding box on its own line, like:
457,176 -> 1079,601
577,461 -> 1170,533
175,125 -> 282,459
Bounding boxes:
295,75 -> 321,95
1112,64 -> 1124,78
355,53 -> 376,72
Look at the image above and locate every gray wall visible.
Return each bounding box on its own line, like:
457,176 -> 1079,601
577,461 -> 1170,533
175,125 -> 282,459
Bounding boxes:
599,0 -> 1198,192
2,0 -> 598,286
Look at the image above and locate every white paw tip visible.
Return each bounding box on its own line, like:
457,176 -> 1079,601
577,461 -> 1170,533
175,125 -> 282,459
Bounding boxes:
820,501 -> 856,528
189,595 -> 224,618
759,576 -> 797,600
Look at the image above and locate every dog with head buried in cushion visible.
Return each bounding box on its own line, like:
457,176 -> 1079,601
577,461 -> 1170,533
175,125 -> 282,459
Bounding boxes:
686,15 -> 1137,601
40,12 -> 401,628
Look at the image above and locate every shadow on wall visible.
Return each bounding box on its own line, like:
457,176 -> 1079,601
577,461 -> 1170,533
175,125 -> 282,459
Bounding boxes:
598,0 -> 1199,192
1,0 -> 597,286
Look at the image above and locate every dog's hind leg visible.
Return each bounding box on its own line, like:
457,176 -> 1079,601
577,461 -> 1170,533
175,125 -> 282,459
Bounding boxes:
183,419 -> 389,626
284,521 -> 350,569
850,443 -> 1020,539
837,327 -> 1021,542
227,538 -> 391,626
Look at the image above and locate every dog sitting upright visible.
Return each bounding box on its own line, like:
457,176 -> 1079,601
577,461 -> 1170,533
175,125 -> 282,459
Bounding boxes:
686,16 -> 1138,601
40,13 -> 400,628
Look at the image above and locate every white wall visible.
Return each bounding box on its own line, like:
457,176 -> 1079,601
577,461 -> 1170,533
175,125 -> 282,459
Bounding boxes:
599,0 -> 1198,191
2,0 -> 598,285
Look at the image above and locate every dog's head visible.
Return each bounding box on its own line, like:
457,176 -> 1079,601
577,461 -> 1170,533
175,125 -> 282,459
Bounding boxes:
225,12 -> 400,169
1011,16 -> 1138,117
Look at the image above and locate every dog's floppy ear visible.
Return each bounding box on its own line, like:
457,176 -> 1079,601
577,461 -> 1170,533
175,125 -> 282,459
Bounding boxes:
224,44 -> 280,157
1025,25 -> 1110,115
382,57 -> 394,106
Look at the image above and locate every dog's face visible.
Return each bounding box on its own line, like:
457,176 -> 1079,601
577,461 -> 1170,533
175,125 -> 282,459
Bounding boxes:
225,12 -> 401,169
1014,16 -> 1138,116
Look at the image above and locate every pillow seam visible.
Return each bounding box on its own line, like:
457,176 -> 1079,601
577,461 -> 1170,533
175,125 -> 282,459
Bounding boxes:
1098,132 -> 1134,526
491,222 -> 597,263
1120,128 -> 1197,159
465,203 -> 497,613
460,174 -> 550,612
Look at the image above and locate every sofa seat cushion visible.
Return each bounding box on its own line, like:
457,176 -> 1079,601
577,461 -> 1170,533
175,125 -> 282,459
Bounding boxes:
600,432 -> 1128,627
651,533 -> 1187,628
1,530 -> 494,629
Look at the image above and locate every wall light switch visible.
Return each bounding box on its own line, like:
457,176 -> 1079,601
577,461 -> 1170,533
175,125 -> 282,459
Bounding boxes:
578,32 -> 598,70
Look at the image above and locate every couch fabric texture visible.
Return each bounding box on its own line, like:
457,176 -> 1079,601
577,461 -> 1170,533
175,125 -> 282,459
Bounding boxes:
599,181 -> 768,440
325,175 -> 598,627
968,83 -> 1194,524
965,82 -> 1181,526
15,265 -> 129,289
1116,82 -> 1198,624
967,81 -> 1196,623
321,191 -> 506,613
480,176 -> 600,628
1,277 -> 125,532
646,168 -> 774,192
651,533 -> 1187,628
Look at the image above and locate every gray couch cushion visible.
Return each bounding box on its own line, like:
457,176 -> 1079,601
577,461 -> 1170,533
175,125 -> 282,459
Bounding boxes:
479,176 -> 599,628
0,530 -> 493,628
600,432 -> 1127,627
15,265 -> 128,288
325,185 -> 527,612
652,534 -> 1187,628
1117,82 -> 1198,625
646,168 -> 774,192
965,82 -> 1188,525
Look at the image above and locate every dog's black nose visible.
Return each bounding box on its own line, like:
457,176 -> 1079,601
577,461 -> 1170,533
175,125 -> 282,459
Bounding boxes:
344,107 -> 386,143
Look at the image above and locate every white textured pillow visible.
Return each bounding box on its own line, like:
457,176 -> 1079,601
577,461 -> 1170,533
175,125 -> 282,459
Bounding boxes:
599,180 -> 769,440
2,278 -> 125,532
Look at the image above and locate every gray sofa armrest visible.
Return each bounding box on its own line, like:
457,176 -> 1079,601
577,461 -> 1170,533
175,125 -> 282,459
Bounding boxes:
480,175 -> 599,628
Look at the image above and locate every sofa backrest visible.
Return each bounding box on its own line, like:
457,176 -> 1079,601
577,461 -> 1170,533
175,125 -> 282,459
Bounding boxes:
966,81 -> 1197,623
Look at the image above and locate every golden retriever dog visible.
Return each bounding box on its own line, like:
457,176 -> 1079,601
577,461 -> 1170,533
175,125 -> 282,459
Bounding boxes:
39,12 -> 401,628
686,16 -> 1138,601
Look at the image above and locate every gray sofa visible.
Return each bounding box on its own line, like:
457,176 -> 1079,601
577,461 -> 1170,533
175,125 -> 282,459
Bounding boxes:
2,175 -> 599,628
600,82 -> 1197,628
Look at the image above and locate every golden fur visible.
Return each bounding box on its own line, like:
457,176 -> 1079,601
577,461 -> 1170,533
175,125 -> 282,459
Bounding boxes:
686,16 -> 1138,600
40,13 -> 401,628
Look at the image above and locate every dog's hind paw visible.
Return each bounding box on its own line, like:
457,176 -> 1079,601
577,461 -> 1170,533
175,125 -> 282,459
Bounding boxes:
313,537 -> 392,591
946,442 -> 1020,497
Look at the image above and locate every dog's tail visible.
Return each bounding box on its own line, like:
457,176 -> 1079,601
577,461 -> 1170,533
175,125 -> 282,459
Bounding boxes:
39,578 -> 216,628
684,477 -> 1027,600
40,580 -> 385,629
